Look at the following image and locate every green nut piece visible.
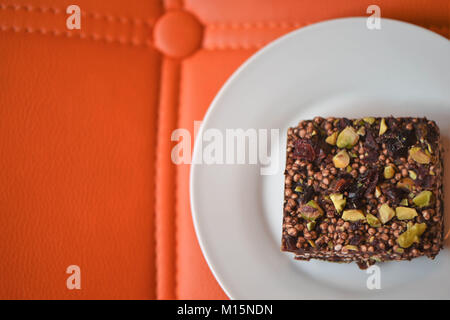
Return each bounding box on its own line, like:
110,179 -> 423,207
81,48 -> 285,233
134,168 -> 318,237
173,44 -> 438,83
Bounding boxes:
409,147 -> 431,164
307,239 -> 316,248
356,126 -> 366,136
412,191 -> 433,208
363,117 -> 376,125
325,132 -> 338,145
330,193 -> 346,213
333,150 -> 350,169
342,209 -> 365,222
336,127 -> 359,149
366,213 -> 381,228
395,247 -> 404,254
375,186 -> 382,198
395,207 -> 418,220
379,204 -> 395,224
408,170 -> 417,180
370,256 -> 382,262
295,186 -> 303,193
307,221 -> 316,231
379,118 -> 388,135
299,200 -> 324,221
397,223 -> 427,248
407,221 -> 414,230
343,245 -> 359,251
400,198 -> 409,206
384,165 -> 396,179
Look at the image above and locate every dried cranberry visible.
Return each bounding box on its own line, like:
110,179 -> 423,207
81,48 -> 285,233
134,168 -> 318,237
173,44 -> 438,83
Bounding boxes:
398,129 -> 417,148
293,139 -> 315,161
415,165 -> 428,180
364,129 -> 379,150
332,174 -> 354,193
420,175 -> 436,189
384,137 -> 408,158
283,235 -> 297,251
381,126 -> 416,158
413,166 -> 436,189
427,124 -> 439,144
349,234 -> 362,245
362,168 -> 380,196
310,134 -> 330,164
362,127 -> 381,163
347,191 -> 364,209
337,118 -> 351,130
414,121 -> 428,141
363,149 -> 379,164
385,187 -> 409,204
297,185 -> 315,205
386,117 -> 398,130
345,168 -> 379,208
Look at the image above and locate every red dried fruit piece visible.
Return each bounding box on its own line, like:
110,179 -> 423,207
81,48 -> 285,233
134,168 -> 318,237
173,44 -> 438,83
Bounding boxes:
337,118 -> 351,130
333,177 -> 353,193
414,165 -> 436,189
311,134 -> 330,164
414,122 -> 428,141
362,168 -> 380,196
386,117 -> 399,130
283,235 -> 297,251
399,129 -> 417,148
293,139 -> 315,161
381,126 -> 416,158
346,168 -> 379,208
420,175 -> 436,189
427,124 -> 439,144
347,187 -> 364,209
349,234 -> 362,245
385,187 -> 409,205
362,130 -> 380,164
297,185 -> 315,205
363,149 -> 379,164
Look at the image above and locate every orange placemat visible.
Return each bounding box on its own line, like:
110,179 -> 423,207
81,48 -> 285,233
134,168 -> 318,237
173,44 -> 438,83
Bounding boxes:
0,0 -> 448,299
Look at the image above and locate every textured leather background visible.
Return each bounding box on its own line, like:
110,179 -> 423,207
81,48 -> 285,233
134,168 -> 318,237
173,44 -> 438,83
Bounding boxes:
0,0 -> 448,299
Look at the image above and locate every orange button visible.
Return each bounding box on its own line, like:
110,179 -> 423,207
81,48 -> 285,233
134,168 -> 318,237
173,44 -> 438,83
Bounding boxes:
154,11 -> 203,58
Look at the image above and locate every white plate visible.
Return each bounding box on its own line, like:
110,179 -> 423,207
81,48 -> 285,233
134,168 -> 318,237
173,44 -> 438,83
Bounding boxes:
190,18 -> 450,299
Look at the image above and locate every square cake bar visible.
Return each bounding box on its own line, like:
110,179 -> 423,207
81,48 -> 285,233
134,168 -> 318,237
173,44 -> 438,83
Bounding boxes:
281,117 -> 444,269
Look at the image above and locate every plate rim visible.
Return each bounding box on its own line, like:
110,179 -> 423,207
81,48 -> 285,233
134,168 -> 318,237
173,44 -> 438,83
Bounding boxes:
189,17 -> 449,300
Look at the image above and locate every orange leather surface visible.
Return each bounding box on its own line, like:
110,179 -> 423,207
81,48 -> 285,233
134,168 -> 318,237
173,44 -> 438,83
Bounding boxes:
0,0 -> 448,300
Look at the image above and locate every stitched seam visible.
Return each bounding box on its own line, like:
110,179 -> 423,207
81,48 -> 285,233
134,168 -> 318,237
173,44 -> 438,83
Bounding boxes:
0,24 -> 153,48
153,54 -> 164,300
207,21 -> 449,30
0,2 -> 156,26
207,21 -> 311,30
204,43 -> 265,50
174,61 -> 182,301
204,23 -> 449,50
